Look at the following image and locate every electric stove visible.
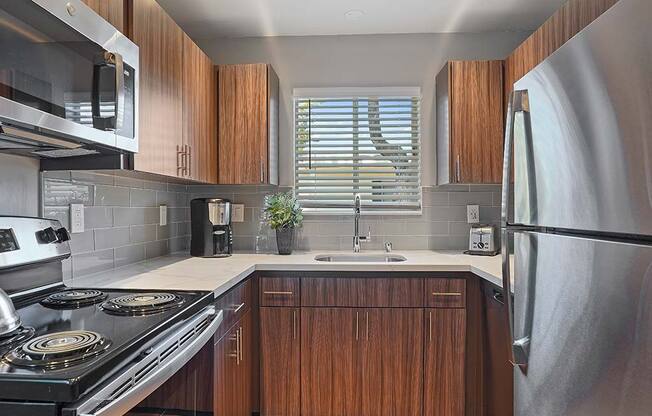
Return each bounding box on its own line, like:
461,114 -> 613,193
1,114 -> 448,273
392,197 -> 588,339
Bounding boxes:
0,216 -> 222,416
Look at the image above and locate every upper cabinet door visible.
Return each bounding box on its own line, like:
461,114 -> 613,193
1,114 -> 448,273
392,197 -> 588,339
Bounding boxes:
81,0 -> 126,33
130,0 -> 184,178
182,34 -> 217,183
218,64 -> 279,185
436,60 -> 504,185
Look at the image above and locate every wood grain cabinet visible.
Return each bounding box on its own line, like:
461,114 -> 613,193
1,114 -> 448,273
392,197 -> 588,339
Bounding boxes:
81,0 -> 126,33
300,307 -> 423,416
424,308 -> 466,416
260,307 -> 301,416
436,60 -> 505,185
127,0 -> 217,183
214,309 -> 255,416
182,33 -> 217,183
129,0 -> 184,179
217,64 -> 279,185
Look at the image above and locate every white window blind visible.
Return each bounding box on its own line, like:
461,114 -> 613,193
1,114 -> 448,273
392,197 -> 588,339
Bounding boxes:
294,90 -> 421,213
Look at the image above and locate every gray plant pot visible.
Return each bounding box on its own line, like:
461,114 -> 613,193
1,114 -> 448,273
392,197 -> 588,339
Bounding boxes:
275,227 -> 295,255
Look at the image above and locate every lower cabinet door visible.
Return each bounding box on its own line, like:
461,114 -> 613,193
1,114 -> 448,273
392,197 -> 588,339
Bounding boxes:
300,308 -> 423,416
424,308 -> 467,416
364,308 -> 424,416
260,307 -> 300,416
301,308 -> 361,416
214,322 -> 243,416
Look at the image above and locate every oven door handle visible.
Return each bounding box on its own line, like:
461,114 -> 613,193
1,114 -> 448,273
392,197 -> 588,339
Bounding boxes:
66,306 -> 222,416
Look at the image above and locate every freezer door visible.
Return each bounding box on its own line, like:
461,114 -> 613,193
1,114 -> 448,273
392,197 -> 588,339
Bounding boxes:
511,0 -> 652,235
513,231 -> 652,416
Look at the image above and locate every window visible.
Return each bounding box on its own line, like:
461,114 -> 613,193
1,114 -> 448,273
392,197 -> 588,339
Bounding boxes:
294,87 -> 421,214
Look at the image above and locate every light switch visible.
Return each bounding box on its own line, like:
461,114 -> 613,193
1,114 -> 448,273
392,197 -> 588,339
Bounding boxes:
231,204 -> 245,222
70,204 -> 84,233
159,205 -> 167,226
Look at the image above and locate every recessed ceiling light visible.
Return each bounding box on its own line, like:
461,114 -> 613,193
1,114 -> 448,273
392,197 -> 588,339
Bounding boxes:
344,9 -> 365,20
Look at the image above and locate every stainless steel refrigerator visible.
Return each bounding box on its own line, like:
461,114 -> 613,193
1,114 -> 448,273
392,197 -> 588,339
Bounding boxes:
501,0 -> 652,414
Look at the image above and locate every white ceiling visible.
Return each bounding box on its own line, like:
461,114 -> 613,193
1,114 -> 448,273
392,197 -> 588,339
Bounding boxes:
157,0 -> 566,39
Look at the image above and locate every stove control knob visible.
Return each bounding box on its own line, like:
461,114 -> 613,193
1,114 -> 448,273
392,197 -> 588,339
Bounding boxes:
55,227 -> 71,242
37,227 -> 59,244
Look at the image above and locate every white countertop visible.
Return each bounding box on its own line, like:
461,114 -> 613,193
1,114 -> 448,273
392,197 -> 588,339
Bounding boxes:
71,251 -> 508,298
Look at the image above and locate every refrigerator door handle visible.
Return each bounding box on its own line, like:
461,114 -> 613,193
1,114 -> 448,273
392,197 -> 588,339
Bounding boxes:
502,90 -> 530,370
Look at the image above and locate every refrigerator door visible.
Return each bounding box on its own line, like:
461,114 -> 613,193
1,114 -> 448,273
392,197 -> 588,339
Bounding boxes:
513,231 -> 652,416
511,0 -> 652,235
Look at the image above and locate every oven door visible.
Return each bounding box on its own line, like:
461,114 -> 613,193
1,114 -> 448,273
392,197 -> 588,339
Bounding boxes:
0,0 -> 138,153
63,307 -> 222,416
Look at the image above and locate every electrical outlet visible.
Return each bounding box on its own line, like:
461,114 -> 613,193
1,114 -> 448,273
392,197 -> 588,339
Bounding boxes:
467,205 -> 480,224
159,205 -> 167,226
231,204 -> 245,223
70,204 -> 84,233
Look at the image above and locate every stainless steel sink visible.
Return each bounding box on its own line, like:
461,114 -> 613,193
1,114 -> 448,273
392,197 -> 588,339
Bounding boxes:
314,254 -> 407,263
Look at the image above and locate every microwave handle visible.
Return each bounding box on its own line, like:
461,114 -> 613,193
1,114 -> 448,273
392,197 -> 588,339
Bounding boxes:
113,52 -> 125,131
92,52 -> 125,131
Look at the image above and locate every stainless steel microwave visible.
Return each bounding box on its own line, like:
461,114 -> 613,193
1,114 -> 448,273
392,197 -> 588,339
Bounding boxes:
0,0 -> 138,158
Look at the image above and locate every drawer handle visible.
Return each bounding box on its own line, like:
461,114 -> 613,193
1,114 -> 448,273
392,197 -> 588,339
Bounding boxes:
232,303 -> 245,313
263,291 -> 293,296
432,292 -> 463,297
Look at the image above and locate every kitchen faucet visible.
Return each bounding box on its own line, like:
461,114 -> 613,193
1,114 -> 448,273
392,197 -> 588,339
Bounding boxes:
353,194 -> 371,252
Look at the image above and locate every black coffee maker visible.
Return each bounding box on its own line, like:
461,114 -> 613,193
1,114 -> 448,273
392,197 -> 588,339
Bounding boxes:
190,198 -> 233,257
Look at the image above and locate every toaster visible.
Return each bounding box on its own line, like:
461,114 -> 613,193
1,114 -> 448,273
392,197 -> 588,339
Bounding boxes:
466,224 -> 498,256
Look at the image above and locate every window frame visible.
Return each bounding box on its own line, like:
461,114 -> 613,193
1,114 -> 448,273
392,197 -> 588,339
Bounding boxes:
292,87 -> 423,216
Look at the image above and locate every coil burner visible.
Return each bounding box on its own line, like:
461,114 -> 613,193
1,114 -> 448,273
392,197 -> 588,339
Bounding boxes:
4,330 -> 111,368
41,289 -> 108,309
101,293 -> 185,316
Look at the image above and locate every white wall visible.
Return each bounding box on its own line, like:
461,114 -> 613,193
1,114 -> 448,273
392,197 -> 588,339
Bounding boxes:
200,32 -> 528,186
0,154 -> 40,216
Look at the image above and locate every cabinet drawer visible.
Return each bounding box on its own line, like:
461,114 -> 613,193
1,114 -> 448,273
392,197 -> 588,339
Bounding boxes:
260,277 -> 300,306
214,278 -> 254,341
425,278 -> 466,308
301,277 -> 423,307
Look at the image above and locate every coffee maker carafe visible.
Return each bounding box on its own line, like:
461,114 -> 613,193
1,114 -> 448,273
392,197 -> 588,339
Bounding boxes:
190,198 -> 233,257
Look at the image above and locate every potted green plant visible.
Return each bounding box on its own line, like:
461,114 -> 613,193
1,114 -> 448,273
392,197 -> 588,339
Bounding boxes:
263,191 -> 303,255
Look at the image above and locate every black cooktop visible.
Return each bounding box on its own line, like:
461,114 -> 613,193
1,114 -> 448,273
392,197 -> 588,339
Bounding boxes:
0,287 -> 213,403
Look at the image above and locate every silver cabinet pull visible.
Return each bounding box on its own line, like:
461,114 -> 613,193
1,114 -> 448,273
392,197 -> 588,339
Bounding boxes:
455,154 -> 461,182
228,329 -> 239,364
293,310 -> 297,340
260,161 -> 264,183
432,292 -> 462,297
429,311 -> 432,342
187,145 -> 192,177
176,145 -> 184,176
263,291 -> 293,296
238,326 -> 243,363
184,144 -> 190,176
232,303 -> 245,313
355,312 -> 359,341
365,311 -> 369,340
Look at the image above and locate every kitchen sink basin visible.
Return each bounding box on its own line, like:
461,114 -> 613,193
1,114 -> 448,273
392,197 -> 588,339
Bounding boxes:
314,254 -> 407,263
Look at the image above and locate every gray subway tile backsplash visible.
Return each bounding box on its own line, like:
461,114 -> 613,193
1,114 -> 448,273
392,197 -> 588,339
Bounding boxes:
42,171 -> 192,281
188,184 -> 502,252
42,170 -> 502,280
130,188 -> 158,207
94,185 -> 130,207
